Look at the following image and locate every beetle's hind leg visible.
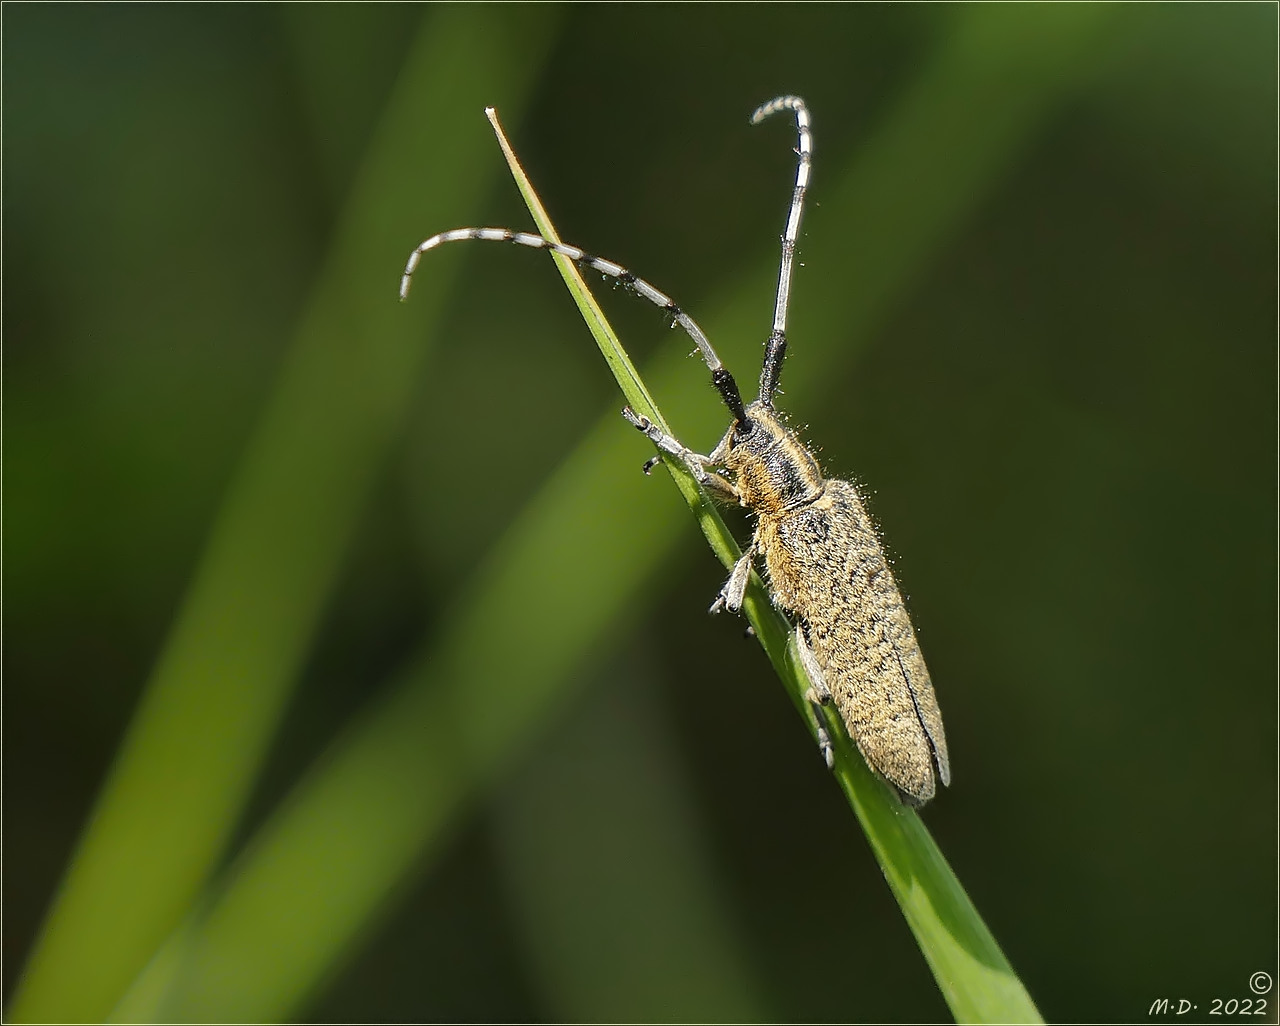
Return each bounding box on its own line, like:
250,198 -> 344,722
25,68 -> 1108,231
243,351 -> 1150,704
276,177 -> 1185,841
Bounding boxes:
793,624 -> 835,769
621,407 -> 738,502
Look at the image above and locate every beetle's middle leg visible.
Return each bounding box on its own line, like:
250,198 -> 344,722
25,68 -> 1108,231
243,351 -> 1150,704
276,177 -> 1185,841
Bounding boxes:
709,542 -> 755,616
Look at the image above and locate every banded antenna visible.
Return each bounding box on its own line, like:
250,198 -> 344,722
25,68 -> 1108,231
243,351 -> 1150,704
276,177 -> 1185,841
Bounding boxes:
400,227 -> 748,423
400,96 -> 816,426
750,95 -> 812,406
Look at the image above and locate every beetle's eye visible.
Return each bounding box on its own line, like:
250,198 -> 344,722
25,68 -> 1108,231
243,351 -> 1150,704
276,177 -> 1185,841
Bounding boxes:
734,418 -> 755,441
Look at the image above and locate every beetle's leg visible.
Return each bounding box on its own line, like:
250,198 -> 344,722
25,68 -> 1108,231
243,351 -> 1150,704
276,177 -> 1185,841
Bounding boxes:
709,544 -> 755,616
621,407 -> 738,502
794,624 -> 835,769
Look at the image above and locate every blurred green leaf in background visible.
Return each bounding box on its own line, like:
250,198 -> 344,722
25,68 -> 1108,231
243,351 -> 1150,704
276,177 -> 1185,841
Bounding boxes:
5,5 -> 1276,1023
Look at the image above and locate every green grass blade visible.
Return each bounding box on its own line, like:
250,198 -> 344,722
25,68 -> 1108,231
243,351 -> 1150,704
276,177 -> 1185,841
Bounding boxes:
99,6 -> 1115,1022
483,108 -> 727,544
490,85 -> 1044,1026
492,9 -> 1120,1021
8,8 -> 559,1023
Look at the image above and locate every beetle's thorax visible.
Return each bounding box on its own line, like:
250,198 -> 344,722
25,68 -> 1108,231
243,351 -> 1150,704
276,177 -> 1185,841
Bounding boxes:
723,400 -> 825,515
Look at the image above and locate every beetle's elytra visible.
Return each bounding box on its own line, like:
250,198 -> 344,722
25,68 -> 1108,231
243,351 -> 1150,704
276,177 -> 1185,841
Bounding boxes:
401,96 -> 950,805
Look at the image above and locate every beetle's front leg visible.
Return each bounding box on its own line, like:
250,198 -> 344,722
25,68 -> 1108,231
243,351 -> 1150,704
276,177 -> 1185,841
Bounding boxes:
621,407 -> 738,502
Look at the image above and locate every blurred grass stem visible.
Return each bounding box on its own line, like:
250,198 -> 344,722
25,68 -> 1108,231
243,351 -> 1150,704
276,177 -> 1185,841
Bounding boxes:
9,8 -> 557,1022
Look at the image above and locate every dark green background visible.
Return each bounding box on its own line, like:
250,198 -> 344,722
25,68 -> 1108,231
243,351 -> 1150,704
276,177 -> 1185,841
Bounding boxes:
7,4 -> 1276,1022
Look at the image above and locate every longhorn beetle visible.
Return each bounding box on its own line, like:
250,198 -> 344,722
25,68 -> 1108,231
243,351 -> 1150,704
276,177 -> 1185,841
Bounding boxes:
401,96 -> 950,805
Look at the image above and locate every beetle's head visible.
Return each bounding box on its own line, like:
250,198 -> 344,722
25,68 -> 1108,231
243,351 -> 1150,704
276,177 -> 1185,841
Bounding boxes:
720,400 -> 824,514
